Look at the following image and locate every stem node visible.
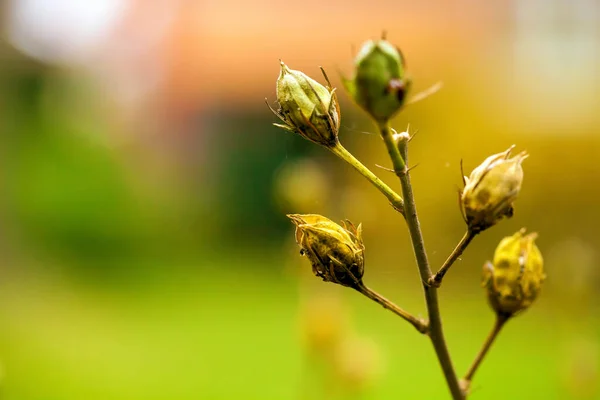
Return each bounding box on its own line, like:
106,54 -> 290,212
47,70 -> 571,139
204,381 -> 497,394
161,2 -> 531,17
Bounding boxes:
330,143 -> 405,215
429,230 -> 477,288
355,283 -> 429,335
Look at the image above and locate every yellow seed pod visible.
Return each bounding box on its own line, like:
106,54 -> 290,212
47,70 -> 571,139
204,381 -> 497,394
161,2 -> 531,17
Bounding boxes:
482,228 -> 546,316
461,145 -> 528,233
288,214 -> 364,288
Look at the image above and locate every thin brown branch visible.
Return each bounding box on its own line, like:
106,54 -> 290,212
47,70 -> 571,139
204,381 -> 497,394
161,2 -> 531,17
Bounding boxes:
379,123 -> 465,400
429,230 -> 477,288
355,283 -> 429,334
461,314 -> 509,394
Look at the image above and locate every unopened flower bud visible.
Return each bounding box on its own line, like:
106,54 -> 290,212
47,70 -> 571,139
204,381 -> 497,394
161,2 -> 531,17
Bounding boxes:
482,228 -> 546,317
461,145 -> 528,233
288,214 -> 364,287
268,62 -> 340,147
343,39 -> 410,122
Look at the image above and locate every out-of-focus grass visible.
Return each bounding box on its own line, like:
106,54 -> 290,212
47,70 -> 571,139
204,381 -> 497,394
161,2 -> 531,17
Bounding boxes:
0,256 -> 592,400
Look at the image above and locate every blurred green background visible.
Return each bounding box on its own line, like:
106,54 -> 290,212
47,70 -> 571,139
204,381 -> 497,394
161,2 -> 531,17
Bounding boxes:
1,1 -> 599,399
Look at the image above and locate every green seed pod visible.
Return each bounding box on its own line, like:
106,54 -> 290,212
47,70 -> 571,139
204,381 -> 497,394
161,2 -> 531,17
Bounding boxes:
482,228 -> 546,317
461,145 -> 528,233
343,39 -> 410,123
268,62 -> 340,147
288,214 -> 365,288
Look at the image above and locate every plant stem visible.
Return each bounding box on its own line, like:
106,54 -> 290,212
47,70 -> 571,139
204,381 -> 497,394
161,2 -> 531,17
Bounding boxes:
429,230 -> 477,288
330,143 -> 405,215
462,314 -> 509,385
355,283 -> 429,334
379,122 -> 464,400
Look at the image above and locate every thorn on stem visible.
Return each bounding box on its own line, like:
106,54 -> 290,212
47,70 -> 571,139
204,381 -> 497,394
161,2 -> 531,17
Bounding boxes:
407,163 -> 420,174
375,164 -> 396,173
405,81 -> 444,106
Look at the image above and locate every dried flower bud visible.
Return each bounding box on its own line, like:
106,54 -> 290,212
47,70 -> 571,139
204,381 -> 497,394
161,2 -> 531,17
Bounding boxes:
482,228 -> 546,317
461,145 -> 528,233
343,39 -> 410,122
268,61 -> 340,147
288,214 -> 364,287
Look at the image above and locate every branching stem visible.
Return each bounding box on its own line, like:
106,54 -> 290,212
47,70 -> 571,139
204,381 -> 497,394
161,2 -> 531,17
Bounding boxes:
379,122 -> 464,400
355,283 -> 429,334
330,143 -> 405,215
429,230 -> 477,287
